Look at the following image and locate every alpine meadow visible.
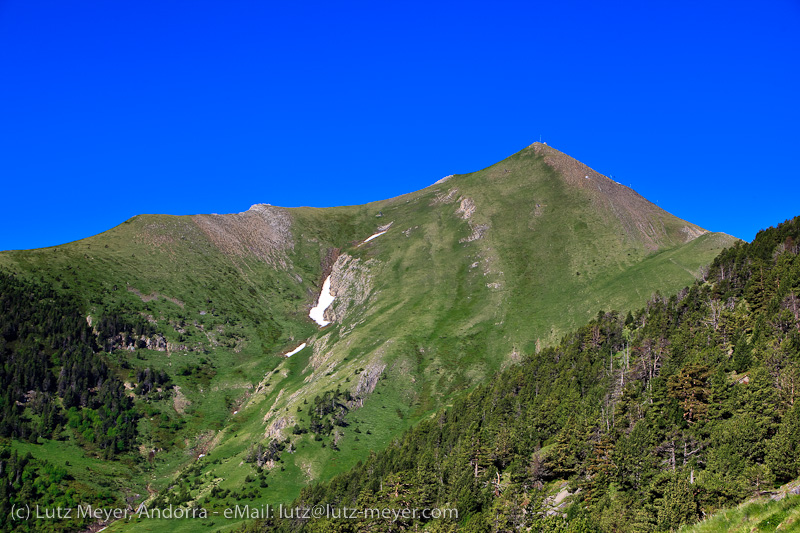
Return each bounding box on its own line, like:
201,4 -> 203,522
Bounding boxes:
4,142 -> 800,532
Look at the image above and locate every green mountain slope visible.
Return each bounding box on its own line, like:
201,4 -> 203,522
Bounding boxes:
249,216 -> 800,533
679,482 -> 800,533
0,143 -> 736,532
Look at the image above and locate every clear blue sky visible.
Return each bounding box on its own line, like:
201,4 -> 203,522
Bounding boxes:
1,0 -> 798,250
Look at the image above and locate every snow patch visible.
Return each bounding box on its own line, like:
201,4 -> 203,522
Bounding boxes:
358,223 -> 392,246
309,276 -> 335,326
284,342 -> 307,357
362,230 -> 387,244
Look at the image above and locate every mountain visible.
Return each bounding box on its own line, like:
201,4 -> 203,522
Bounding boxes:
0,143 -> 737,532
246,216 -> 800,533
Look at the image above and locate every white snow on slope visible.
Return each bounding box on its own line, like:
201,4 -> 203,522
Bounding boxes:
284,342 -> 307,357
362,230 -> 387,244
309,276 -> 335,326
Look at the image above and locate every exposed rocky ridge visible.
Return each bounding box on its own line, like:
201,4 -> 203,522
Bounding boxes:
192,204 -> 294,266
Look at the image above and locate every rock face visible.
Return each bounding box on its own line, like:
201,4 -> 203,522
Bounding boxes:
326,253 -> 377,331
354,362 -> 386,397
430,188 -> 459,206
264,416 -> 289,441
192,204 -> 294,266
454,196 -> 489,243
103,332 -> 191,354
455,197 -> 476,220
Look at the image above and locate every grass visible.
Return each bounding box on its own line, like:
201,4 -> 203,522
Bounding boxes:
681,494 -> 800,532
0,143 -> 738,532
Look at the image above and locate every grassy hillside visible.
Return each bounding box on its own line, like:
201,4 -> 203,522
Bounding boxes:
0,143 -> 736,532
681,492 -> 800,532
247,216 -> 800,533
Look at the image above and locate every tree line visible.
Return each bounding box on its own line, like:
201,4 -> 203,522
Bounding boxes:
241,216 -> 800,532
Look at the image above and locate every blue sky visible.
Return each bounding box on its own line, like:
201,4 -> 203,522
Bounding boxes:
1,0 -> 798,250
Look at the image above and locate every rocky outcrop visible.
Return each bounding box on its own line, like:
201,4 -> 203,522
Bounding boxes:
430,188 -> 459,205
431,190 -> 488,242
102,332 -> 190,354
264,416 -> 289,440
455,197 -> 476,219
192,204 -> 293,267
308,333 -> 334,372
462,223 -> 489,243
354,362 -> 386,397
544,484 -> 580,517
454,196 -> 489,243
325,253 -> 377,330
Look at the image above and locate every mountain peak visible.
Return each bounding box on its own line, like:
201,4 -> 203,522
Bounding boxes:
527,142 -> 611,184
0,140 -> 740,527
519,142 -> 709,249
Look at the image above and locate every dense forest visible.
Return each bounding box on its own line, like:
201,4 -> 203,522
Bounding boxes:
0,274 -> 152,532
242,216 -> 800,533
0,273 -> 139,454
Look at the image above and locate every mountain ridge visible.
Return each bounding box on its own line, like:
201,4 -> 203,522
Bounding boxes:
0,143 -> 739,533
253,215 -> 800,533
530,142 -> 711,247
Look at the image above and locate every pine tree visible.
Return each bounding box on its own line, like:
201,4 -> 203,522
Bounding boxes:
766,402 -> 800,482
657,476 -> 698,530
585,435 -> 615,502
667,364 -> 711,423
